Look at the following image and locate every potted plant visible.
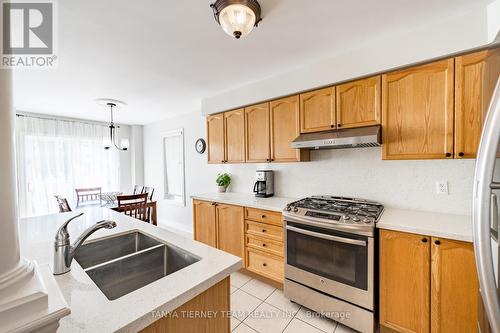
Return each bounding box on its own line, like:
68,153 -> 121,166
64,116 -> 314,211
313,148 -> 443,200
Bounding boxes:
216,173 -> 231,193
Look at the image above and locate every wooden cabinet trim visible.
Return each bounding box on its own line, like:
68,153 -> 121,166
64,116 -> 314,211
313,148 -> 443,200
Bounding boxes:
244,102 -> 271,162
299,86 -> 336,133
454,49 -> 500,159
207,113 -> 225,164
270,95 -> 309,162
382,59 -> 455,160
336,76 -> 381,129
224,109 -> 246,163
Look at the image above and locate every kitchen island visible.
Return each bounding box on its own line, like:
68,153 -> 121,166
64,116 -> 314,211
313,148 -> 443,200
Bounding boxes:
18,207 -> 242,332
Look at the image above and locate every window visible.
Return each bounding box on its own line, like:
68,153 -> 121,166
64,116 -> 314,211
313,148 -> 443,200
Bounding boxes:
163,128 -> 185,206
15,115 -> 120,217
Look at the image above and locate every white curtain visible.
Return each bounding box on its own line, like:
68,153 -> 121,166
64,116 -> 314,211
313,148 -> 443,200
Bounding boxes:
16,115 -> 120,217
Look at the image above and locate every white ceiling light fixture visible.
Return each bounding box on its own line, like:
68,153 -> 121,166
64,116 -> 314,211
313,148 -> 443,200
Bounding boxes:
210,0 -> 262,39
95,98 -> 130,151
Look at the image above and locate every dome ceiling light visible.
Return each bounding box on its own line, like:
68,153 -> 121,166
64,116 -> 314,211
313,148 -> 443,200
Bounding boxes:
210,0 -> 262,39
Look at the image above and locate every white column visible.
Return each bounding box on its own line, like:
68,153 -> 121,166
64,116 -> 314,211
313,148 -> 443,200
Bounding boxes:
0,22 -> 69,333
0,53 -> 22,277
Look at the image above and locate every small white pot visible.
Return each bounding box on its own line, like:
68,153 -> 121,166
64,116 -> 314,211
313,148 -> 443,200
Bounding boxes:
217,186 -> 227,193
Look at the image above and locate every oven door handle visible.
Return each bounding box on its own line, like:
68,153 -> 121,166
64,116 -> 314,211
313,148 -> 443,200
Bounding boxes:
286,225 -> 367,246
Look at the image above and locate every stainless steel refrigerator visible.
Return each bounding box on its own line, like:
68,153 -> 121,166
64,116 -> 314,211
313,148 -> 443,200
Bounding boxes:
473,78 -> 500,332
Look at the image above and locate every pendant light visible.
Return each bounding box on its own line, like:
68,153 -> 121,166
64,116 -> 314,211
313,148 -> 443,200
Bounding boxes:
95,98 -> 129,151
210,0 -> 262,39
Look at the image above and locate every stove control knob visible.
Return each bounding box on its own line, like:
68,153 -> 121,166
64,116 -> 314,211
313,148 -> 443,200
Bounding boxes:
352,216 -> 360,222
285,206 -> 291,211
362,218 -> 371,224
293,207 -> 299,212
343,215 -> 350,220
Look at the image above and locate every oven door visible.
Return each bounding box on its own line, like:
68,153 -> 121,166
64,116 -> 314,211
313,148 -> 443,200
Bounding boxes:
285,221 -> 374,310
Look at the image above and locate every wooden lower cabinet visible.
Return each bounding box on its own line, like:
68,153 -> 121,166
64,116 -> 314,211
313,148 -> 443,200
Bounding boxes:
380,230 -> 430,333
193,200 -> 284,283
193,200 -> 217,247
379,230 -> 479,333
216,204 -> 244,259
430,237 -> 478,333
141,277 -> 230,333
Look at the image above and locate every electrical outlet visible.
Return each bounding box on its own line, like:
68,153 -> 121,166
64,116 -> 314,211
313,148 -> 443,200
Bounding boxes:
436,181 -> 449,195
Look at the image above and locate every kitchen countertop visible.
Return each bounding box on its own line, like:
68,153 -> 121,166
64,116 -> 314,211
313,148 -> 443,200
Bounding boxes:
377,208 -> 473,242
18,207 -> 242,333
191,192 -> 297,212
191,192 -> 473,242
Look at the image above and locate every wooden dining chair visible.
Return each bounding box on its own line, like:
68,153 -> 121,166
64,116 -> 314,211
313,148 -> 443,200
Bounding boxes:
54,195 -> 72,213
115,193 -> 149,222
142,186 -> 155,201
75,187 -> 102,206
133,185 -> 143,195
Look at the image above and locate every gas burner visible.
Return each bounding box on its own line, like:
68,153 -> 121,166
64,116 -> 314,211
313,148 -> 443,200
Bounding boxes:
284,196 -> 384,233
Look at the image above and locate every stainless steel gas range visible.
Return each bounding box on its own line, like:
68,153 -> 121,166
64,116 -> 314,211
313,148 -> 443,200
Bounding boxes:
283,196 -> 384,333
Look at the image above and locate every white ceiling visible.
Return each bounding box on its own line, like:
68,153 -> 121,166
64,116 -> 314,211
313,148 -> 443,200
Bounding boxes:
12,0 -> 488,124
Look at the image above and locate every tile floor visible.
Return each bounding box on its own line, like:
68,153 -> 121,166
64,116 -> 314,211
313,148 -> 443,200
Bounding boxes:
230,271 -> 358,333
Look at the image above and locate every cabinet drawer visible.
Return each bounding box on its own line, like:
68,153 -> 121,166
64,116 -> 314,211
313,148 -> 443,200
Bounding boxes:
246,235 -> 283,257
245,207 -> 282,226
245,220 -> 283,242
246,248 -> 283,283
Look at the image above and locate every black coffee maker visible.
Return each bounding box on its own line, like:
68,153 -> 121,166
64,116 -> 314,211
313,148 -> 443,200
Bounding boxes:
253,170 -> 274,197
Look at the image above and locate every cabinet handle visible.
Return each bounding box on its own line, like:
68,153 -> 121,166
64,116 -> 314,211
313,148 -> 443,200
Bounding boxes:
262,229 -> 267,233
266,158 -> 270,162
262,243 -> 267,247
211,202 -> 216,206
445,153 -> 452,157
262,263 -> 267,267
337,124 -> 342,128
421,238 -> 428,243
434,240 -> 441,245
261,215 -> 266,218
458,152 -> 465,157
330,124 -> 335,128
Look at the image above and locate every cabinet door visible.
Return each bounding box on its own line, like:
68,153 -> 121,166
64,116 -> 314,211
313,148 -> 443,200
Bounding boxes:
245,103 -> 270,162
455,49 -> 500,159
193,200 -> 217,247
207,113 -> 225,164
216,204 -> 244,259
431,238 -> 479,333
224,109 -> 246,163
270,95 -> 309,162
379,230 -> 430,333
382,59 -> 454,160
336,76 -> 381,128
299,87 -> 336,133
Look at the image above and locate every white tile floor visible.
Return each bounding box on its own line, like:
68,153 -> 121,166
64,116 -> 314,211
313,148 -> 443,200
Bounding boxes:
230,271 -> 358,333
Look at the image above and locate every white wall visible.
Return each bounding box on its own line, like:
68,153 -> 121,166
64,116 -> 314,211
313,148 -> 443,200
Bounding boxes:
144,112 -> 476,234
202,6 -> 493,114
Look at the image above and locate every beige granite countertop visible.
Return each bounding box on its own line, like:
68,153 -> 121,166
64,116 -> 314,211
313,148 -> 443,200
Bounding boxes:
18,207 -> 242,332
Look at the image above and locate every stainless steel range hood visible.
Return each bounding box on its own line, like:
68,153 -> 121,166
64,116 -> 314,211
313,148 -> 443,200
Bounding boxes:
291,125 -> 381,150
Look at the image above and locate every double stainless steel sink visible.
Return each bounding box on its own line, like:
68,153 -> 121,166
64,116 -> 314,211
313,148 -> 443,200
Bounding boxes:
74,231 -> 200,300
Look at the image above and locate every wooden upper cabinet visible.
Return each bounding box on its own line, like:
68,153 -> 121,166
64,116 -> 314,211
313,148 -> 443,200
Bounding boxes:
455,48 -> 500,159
382,59 -> 454,160
193,200 -> 217,247
224,109 -> 245,163
270,95 -> 309,162
379,230 -> 430,333
336,76 -> 381,128
431,238 -> 479,333
245,103 -> 271,162
216,204 -> 244,259
207,113 -> 225,164
299,87 -> 336,133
